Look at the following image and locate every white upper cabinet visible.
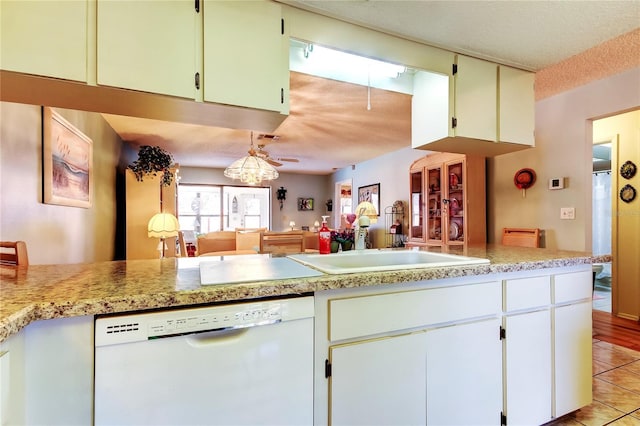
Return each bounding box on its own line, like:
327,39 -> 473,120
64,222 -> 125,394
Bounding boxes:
499,65 -> 535,145
0,0 -> 88,82
204,0 -> 288,113
96,0 -> 197,99
412,54 -> 535,156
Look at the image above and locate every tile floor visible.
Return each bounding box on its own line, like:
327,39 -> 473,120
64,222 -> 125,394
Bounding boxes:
546,339 -> 640,425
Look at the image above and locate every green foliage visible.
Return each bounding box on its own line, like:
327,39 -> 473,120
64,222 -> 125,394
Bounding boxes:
128,145 -> 174,187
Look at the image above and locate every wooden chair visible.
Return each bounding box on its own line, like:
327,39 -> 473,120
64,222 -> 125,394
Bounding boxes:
502,228 -> 540,248
235,228 -> 265,253
262,231 -> 304,254
0,241 -> 29,265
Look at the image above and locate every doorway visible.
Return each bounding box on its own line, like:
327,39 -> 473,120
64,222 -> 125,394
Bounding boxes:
334,179 -> 353,229
592,139 -> 613,313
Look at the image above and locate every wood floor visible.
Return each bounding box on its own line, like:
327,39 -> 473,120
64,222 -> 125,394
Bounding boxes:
592,309 -> 640,352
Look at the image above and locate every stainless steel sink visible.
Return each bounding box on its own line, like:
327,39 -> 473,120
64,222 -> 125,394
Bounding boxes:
288,249 -> 489,274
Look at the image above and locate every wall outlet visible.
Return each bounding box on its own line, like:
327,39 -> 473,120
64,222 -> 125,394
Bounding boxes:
560,207 -> 575,220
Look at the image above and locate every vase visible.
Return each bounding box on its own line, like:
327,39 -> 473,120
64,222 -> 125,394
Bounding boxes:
341,241 -> 353,251
330,241 -> 340,253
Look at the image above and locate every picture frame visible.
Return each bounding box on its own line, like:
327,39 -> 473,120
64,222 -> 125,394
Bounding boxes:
358,183 -> 380,215
42,107 -> 93,208
298,197 -> 314,211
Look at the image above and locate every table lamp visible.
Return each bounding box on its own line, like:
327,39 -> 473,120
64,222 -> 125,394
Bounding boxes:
148,212 -> 180,258
354,201 -> 378,250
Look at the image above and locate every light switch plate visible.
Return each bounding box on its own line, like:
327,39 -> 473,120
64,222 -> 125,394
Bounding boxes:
560,207 -> 575,219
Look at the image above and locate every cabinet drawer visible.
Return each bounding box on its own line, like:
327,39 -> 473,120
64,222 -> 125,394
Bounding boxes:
554,270 -> 592,304
504,276 -> 550,312
329,281 -> 501,341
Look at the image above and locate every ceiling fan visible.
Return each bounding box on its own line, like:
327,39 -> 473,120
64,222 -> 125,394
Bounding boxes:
256,144 -> 300,167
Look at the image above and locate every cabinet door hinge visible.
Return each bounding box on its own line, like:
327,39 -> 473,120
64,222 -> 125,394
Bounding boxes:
451,117 -> 457,128
281,18 -> 285,35
325,359 -> 332,378
452,63 -> 458,75
499,326 -> 506,340
501,412 -> 507,425
195,0 -> 200,13
195,72 -> 200,90
281,88 -> 284,104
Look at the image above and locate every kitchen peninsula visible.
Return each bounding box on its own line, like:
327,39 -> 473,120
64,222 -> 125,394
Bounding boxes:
0,246 -> 603,425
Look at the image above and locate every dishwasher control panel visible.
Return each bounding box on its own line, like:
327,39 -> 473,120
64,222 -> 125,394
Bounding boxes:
147,304 -> 281,338
95,297 -> 316,347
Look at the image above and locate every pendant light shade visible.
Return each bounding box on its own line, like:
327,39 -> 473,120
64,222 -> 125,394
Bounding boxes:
224,132 -> 279,185
224,154 -> 279,185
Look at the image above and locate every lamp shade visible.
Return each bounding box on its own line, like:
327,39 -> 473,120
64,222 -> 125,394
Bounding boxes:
147,213 -> 180,238
355,201 -> 378,223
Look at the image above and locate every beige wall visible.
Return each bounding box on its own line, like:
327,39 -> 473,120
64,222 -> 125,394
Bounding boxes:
488,67 -> 640,251
593,111 -> 640,319
0,102 -> 122,264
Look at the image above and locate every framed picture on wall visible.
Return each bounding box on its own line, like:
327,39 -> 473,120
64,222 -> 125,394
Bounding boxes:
298,197 -> 314,211
358,183 -> 380,215
42,107 -> 93,208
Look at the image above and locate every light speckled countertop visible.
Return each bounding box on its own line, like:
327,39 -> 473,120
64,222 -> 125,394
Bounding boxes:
0,246 -> 609,342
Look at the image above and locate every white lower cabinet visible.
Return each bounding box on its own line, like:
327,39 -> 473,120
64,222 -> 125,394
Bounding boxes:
329,318 -> 501,426
330,332 -> 428,425
553,270 -> 593,418
554,301 -> 592,417
503,310 -> 552,425
425,318 -> 502,425
319,279 -> 503,425
318,266 -> 592,426
0,316 -> 93,426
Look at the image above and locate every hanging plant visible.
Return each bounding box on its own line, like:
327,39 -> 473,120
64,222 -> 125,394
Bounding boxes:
128,145 -> 175,187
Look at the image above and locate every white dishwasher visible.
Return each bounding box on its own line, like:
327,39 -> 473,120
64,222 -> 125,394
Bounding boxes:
94,295 -> 314,425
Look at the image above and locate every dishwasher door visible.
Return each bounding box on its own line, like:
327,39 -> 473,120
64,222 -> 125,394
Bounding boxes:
94,296 -> 314,426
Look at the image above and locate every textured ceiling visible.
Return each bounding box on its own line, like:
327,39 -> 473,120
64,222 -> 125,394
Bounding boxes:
106,1 -> 640,175
283,0 -> 640,71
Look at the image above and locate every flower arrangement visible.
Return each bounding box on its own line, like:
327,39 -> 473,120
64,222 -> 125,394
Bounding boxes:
334,229 -> 355,244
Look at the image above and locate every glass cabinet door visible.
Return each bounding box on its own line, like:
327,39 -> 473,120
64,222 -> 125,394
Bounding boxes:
445,160 -> 465,245
410,170 -> 424,241
426,165 -> 442,243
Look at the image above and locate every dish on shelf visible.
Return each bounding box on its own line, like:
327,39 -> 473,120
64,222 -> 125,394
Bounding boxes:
449,222 -> 460,240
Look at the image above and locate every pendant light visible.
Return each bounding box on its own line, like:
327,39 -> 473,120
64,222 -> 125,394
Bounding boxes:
224,132 -> 279,185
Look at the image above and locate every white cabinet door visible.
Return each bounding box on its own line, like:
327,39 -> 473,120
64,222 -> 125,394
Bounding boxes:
554,301 -> 592,418
425,318 -> 502,425
454,55 -> 498,142
204,0 -> 287,113
411,69 -> 450,148
499,65 -> 535,146
97,0 -> 197,99
0,0 -> 88,82
504,310 -> 552,425
330,332 -> 428,426
24,316 -> 94,425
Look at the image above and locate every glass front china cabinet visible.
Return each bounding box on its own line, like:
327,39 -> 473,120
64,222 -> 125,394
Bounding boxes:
408,152 -> 486,248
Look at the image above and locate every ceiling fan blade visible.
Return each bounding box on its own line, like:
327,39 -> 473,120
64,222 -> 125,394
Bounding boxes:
277,157 -> 300,163
267,159 -> 283,167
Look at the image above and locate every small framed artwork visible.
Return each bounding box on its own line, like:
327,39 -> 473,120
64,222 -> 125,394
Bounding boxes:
42,107 -> 93,208
298,197 -> 314,211
358,183 -> 380,215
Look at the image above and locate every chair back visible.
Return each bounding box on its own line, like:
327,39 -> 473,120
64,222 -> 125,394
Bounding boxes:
502,228 -> 540,248
262,231 -> 304,254
0,241 -> 29,265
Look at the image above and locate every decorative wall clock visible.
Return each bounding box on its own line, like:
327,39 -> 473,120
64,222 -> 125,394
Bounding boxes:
620,184 -> 636,203
620,160 -> 637,179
